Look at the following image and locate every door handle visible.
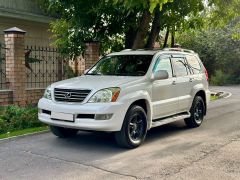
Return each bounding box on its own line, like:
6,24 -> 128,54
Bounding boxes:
172,81 -> 176,85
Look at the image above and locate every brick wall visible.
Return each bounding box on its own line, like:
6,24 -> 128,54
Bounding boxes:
84,41 -> 100,70
0,89 -> 45,106
4,28 -> 26,106
0,90 -> 13,106
26,89 -> 45,105
0,27 -> 100,107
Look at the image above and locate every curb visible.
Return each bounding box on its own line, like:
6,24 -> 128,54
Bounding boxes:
0,130 -> 50,143
211,91 -> 232,99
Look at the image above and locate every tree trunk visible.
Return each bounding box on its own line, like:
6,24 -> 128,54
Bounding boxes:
145,6 -> 161,49
163,29 -> 169,48
132,10 -> 151,49
171,28 -> 175,47
125,27 -> 136,49
124,13 -> 137,49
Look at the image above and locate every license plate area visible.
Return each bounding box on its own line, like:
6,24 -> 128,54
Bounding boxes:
51,112 -> 75,122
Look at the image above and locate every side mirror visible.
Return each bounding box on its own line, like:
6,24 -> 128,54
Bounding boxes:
152,70 -> 169,80
84,69 -> 89,74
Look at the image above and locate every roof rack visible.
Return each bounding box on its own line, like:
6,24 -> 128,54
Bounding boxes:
163,48 -> 195,53
121,49 -> 132,52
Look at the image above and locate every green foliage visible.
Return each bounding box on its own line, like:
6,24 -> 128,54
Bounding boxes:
40,0 -> 207,55
39,0 -> 239,57
113,0 -> 173,13
64,64 -> 76,78
211,70 -> 232,86
207,0 -> 240,28
177,20 -> 240,85
44,0 -> 130,57
0,106 -> 44,134
210,94 -> 218,101
160,0 -> 204,31
149,0 -> 173,12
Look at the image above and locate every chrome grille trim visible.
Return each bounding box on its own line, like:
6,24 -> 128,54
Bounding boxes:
54,88 -> 91,103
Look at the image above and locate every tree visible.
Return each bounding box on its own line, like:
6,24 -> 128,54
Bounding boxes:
177,19 -> 240,85
39,0 -> 218,56
207,0 -> 240,27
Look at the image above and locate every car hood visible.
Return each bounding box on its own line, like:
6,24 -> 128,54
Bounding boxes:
52,75 -> 144,90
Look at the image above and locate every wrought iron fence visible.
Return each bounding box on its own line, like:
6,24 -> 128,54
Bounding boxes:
25,45 -> 69,88
0,42 -> 7,90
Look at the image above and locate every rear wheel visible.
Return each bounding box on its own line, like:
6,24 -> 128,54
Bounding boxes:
184,96 -> 205,128
50,125 -> 78,138
115,105 -> 147,148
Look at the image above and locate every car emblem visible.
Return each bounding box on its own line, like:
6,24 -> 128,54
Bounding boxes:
65,92 -> 71,99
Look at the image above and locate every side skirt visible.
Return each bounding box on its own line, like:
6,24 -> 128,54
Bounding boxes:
151,112 -> 191,128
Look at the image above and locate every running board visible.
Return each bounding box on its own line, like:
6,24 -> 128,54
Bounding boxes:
151,112 -> 191,128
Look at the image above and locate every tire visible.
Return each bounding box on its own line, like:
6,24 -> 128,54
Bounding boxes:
50,125 -> 78,138
184,96 -> 205,128
115,105 -> 148,149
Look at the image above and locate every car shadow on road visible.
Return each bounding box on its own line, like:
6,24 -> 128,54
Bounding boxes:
55,121 -> 189,151
39,121 -> 192,162
145,121 -> 189,144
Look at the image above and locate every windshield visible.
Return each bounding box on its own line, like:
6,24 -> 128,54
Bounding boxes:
86,55 -> 153,76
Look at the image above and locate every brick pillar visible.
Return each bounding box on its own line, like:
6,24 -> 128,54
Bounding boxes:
4,27 -> 26,106
84,41 -> 100,70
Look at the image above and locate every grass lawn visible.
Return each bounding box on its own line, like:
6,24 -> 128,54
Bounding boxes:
0,126 -> 49,139
210,94 -> 219,101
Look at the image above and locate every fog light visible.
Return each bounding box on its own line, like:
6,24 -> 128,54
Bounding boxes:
95,114 -> 113,120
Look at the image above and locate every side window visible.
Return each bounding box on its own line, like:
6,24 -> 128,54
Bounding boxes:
186,55 -> 201,74
153,57 -> 173,78
172,57 -> 188,77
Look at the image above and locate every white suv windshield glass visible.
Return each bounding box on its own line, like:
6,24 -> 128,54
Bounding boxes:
86,55 -> 153,76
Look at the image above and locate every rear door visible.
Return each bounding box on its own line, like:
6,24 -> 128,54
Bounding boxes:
171,55 -> 192,112
152,55 -> 178,119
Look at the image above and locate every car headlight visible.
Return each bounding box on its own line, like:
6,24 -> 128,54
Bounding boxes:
43,85 -> 52,100
88,87 -> 120,103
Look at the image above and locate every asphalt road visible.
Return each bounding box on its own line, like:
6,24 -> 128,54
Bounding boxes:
0,86 -> 240,180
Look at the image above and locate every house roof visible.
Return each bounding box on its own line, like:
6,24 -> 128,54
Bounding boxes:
0,0 -> 54,24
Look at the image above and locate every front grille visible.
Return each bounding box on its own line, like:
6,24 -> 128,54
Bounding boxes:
54,88 -> 91,103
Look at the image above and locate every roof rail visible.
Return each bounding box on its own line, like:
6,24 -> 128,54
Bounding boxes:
121,49 -> 132,52
163,48 -> 195,53
121,48 -> 161,51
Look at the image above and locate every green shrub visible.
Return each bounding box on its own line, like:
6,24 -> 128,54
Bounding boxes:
177,24 -> 240,85
64,65 -> 76,78
210,70 -> 231,86
0,105 -> 45,134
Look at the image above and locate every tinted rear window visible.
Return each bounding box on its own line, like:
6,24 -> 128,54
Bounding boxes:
186,55 -> 201,74
172,57 -> 189,76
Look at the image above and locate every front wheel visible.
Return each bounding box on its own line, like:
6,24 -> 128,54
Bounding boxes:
115,105 -> 148,149
50,125 -> 78,138
184,96 -> 205,128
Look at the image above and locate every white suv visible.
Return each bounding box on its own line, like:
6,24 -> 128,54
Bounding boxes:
38,48 -> 210,148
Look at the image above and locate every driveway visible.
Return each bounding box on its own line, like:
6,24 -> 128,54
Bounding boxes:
0,86 -> 240,180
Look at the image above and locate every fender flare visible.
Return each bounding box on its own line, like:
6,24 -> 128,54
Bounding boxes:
120,90 -> 153,130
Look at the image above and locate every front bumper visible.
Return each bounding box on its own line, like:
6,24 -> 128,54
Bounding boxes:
38,98 -> 128,132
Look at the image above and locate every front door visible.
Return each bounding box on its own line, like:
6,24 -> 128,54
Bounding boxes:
152,55 -> 178,119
